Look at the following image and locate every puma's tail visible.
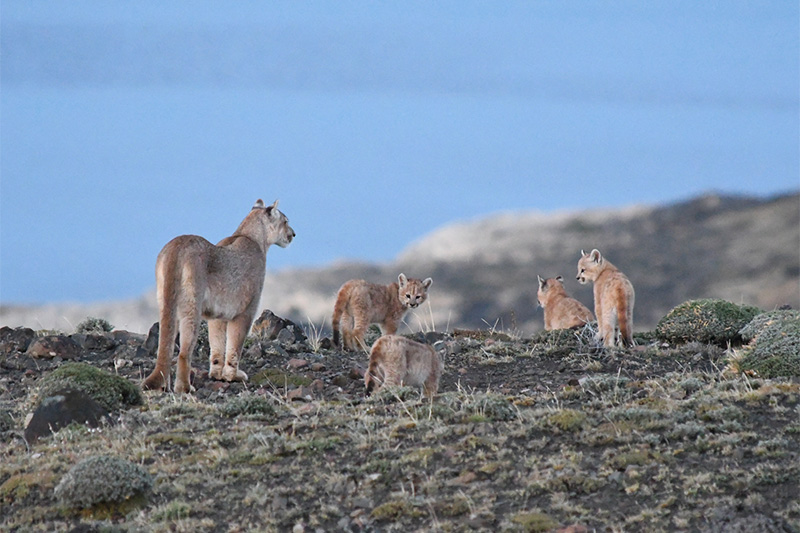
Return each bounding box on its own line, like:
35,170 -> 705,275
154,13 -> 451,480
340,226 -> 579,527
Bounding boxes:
142,249 -> 181,391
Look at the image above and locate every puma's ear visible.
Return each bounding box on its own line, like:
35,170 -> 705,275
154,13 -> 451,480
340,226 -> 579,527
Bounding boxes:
398,273 -> 408,287
270,199 -> 279,209
422,277 -> 433,289
556,275 -> 564,283
537,275 -> 546,289
580,249 -> 586,257
590,249 -> 602,263
253,199 -> 265,209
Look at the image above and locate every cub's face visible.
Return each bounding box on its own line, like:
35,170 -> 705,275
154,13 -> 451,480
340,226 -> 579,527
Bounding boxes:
537,276 -> 563,307
397,274 -> 433,309
576,249 -> 602,284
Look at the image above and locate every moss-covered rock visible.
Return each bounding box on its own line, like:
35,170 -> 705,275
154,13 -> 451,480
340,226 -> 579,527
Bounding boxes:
54,455 -> 153,512
656,299 -> 761,346
734,310 -> 800,378
36,362 -> 143,413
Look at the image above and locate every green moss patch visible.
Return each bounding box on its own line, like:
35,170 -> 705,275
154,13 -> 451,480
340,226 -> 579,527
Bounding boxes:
656,299 -> 761,346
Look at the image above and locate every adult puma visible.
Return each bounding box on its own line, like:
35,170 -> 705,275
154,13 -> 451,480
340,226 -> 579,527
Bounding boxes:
143,199 -> 295,393
331,274 -> 432,352
576,249 -> 635,348
365,335 -> 443,399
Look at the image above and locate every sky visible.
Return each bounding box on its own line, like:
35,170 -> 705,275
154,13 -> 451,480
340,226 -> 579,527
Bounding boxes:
1,1 -> 798,304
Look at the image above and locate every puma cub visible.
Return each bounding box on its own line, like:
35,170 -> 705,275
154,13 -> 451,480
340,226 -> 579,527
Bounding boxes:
537,275 -> 594,330
576,249 -> 635,347
365,335 -> 443,399
143,199 -> 295,393
332,274 -> 433,352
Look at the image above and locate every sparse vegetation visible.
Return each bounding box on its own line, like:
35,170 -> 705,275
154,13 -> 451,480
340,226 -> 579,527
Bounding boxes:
1,311 -> 799,531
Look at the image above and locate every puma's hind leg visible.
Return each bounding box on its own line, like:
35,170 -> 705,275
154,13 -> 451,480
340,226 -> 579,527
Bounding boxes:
221,313 -> 251,382
208,319 -> 227,380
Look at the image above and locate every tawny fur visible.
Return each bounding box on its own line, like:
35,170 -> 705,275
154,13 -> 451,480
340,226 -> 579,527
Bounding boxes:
142,199 -> 295,393
576,249 -> 635,348
537,275 -> 594,330
365,335 -> 443,399
332,274 -> 432,352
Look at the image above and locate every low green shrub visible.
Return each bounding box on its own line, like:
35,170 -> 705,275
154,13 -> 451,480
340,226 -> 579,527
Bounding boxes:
75,317 -> 114,334
656,299 -> 760,346
734,310 -> 800,378
54,455 -> 153,510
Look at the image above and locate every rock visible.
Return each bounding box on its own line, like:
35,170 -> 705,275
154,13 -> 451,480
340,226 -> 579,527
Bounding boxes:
72,332 -> 117,352
287,386 -> 312,402
252,309 -> 307,343
349,366 -> 365,380
310,379 -> 324,392
24,388 -> 112,443
0,326 -> 36,354
310,362 -> 326,371
331,374 -> 349,388
287,358 -> 309,369
26,335 -> 81,359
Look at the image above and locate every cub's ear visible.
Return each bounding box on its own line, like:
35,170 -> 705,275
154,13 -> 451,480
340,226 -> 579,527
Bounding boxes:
270,199 -> 279,209
537,275 -> 546,288
398,273 -> 408,287
422,277 -> 433,289
556,275 -> 564,283
253,199 -> 265,209
580,249 -> 587,257
590,249 -> 602,263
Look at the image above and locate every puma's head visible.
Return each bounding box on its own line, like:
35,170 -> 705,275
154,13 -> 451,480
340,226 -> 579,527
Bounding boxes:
251,199 -> 295,248
397,273 -> 433,309
576,249 -> 603,284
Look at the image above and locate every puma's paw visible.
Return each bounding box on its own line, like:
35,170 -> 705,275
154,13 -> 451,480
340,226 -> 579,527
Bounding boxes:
222,365 -> 248,383
174,380 -> 196,394
208,363 -> 224,380
142,372 -> 167,391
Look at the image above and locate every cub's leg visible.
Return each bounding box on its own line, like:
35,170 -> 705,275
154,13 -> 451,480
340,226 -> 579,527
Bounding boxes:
600,308 -> 618,348
350,314 -> 371,353
175,313 -> 200,394
207,319 -> 227,380
221,313 -> 251,382
339,310 -> 355,351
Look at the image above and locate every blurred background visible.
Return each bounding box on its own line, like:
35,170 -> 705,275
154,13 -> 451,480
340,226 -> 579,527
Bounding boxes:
1,1 -> 797,333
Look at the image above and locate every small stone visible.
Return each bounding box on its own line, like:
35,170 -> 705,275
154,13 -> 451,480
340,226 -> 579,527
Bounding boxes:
310,362 -> 326,371
332,374 -> 349,388
287,358 -> 309,369
310,379 -> 324,392
287,387 -> 312,402
349,366 -> 365,380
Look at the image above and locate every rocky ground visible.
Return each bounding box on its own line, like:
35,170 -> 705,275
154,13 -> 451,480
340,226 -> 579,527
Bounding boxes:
1,317 -> 799,532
